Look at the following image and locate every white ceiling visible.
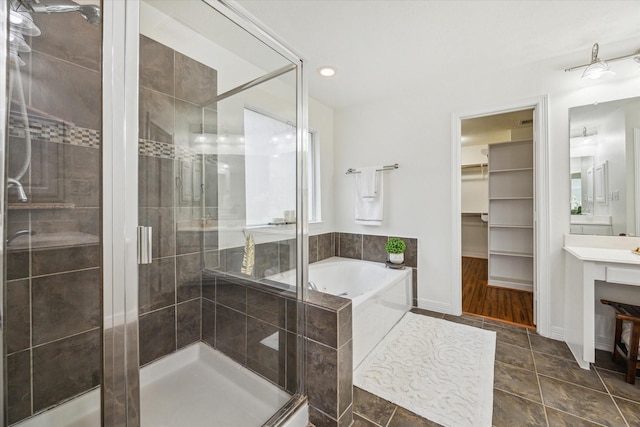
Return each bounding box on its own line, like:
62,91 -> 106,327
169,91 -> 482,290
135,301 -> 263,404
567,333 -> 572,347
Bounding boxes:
236,0 -> 640,110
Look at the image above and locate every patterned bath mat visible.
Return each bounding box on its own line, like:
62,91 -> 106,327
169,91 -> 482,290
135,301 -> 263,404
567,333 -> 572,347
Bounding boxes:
354,312 -> 496,427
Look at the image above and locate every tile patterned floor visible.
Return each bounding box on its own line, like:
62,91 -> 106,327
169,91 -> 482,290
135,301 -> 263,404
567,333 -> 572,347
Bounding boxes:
351,308 -> 640,427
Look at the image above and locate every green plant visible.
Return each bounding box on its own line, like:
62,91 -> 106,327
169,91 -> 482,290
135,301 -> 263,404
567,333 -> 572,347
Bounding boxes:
385,238 -> 406,254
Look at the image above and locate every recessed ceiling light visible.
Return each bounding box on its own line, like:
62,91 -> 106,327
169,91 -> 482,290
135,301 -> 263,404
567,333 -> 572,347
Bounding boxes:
318,66 -> 336,77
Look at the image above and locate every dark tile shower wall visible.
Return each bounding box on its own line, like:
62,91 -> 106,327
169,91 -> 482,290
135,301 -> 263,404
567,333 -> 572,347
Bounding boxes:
218,238 -> 297,279
137,35 -> 219,366
5,12 -> 102,425
201,270 -> 297,391
200,267 -> 353,427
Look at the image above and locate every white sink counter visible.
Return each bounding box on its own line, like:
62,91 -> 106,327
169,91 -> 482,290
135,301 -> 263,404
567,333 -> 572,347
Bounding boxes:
563,234 -> 640,369
564,246 -> 640,265
570,215 -> 611,226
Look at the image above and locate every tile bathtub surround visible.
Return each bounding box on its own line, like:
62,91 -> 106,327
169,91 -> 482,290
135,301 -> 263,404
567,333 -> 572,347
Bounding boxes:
306,291 -> 353,427
333,232 -> 419,304
334,232 -> 417,268
308,233 -> 336,265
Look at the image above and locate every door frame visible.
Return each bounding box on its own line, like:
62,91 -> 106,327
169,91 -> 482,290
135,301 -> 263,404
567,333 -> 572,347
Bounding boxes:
0,1 -> 8,424
634,129 -> 640,236
102,0 -> 141,423
451,95 -> 550,336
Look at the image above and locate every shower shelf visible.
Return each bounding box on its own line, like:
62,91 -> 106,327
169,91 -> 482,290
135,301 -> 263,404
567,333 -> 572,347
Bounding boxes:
8,203 -> 76,210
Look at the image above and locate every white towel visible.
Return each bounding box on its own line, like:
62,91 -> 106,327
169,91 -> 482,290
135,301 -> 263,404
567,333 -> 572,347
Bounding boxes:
358,167 -> 377,199
355,167 -> 383,226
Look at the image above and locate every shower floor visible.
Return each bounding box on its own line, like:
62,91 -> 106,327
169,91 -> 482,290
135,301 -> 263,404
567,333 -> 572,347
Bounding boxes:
16,343 -> 292,427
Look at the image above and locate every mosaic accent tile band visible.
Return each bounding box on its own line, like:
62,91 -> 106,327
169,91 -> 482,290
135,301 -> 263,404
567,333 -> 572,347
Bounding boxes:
9,114 -> 100,149
8,115 -> 208,162
139,139 -> 201,162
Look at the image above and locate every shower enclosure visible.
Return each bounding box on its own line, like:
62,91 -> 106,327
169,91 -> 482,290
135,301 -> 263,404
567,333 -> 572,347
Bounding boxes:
2,0 -> 308,425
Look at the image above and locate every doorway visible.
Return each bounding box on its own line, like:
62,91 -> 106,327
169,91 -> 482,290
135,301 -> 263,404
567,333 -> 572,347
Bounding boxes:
460,109 -> 535,328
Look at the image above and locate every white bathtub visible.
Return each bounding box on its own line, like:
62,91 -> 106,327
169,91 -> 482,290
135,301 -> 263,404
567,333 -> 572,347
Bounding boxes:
270,257 -> 412,368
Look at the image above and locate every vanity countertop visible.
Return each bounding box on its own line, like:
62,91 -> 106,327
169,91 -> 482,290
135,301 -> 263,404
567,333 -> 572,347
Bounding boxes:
570,215 -> 612,226
564,246 -> 640,265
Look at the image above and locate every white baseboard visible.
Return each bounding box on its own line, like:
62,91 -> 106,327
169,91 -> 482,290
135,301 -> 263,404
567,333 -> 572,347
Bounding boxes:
417,298 -> 452,314
596,335 -> 613,352
488,280 -> 533,292
549,326 -> 564,341
461,251 -> 488,259
547,329 -> 611,353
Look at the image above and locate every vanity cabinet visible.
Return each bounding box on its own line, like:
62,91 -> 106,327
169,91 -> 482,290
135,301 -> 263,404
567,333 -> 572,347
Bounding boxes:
488,140 -> 534,291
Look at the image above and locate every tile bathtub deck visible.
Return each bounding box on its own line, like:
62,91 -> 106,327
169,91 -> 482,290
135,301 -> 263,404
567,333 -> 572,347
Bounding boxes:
350,308 -> 640,427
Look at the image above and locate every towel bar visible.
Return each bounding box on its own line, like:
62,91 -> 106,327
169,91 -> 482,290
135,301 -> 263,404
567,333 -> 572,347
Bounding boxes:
346,163 -> 399,174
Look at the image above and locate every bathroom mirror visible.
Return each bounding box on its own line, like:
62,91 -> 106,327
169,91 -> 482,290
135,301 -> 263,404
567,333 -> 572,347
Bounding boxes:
569,96 -> 640,236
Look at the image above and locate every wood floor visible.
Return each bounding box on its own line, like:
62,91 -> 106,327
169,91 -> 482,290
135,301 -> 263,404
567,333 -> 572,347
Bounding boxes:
462,256 -> 535,328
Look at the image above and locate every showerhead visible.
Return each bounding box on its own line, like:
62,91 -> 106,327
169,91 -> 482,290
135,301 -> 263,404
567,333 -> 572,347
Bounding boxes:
17,0 -> 101,26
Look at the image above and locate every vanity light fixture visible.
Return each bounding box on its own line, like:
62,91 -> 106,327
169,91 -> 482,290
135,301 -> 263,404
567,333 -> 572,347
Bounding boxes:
318,66 -> 336,77
565,42 -> 640,80
582,43 -> 613,80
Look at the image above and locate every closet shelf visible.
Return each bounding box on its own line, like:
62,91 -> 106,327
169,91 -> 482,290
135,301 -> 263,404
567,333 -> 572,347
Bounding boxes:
488,276 -> 534,288
489,224 -> 533,229
489,250 -> 534,258
489,196 -> 533,201
489,167 -> 533,173
487,140 -> 535,292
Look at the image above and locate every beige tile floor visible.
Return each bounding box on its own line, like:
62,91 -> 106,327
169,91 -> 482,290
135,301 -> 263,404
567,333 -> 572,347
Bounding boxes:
352,309 -> 640,427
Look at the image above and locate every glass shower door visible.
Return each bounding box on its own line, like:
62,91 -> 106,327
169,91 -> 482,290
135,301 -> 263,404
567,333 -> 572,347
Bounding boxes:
3,1 -> 104,425
131,1 -> 306,425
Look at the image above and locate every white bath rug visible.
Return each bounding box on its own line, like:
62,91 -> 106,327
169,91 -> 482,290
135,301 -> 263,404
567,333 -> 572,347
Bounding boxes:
354,312 -> 496,427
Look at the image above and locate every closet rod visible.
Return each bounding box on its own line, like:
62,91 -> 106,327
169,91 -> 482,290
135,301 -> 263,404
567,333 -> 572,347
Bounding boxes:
461,163 -> 487,170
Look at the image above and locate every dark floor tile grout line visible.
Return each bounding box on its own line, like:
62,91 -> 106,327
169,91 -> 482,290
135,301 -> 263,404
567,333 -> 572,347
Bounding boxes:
545,407 -> 610,427
493,386 -> 545,407
610,392 -> 640,405
593,363 -> 635,378
536,372 -> 612,395
527,331 -> 550,427
383,406 -> 398,427
530,348 -> 575,362
592,365 -> 630,427
353,411 -> 383,427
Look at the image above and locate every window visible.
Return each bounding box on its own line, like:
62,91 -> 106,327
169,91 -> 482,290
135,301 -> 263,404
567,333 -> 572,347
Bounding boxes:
244,109 -> 320,226
307,131 -> 320,223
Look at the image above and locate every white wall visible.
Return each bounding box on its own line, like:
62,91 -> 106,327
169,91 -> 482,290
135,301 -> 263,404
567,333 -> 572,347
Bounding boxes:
333,38 -> 640,332
309,98 -> 335,236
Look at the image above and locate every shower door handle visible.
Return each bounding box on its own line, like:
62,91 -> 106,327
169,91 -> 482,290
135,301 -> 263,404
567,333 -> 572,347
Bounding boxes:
137,226 -> 153,265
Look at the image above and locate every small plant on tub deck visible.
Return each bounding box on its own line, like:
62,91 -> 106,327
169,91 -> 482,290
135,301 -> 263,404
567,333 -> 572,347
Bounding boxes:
386,238 -> 406,264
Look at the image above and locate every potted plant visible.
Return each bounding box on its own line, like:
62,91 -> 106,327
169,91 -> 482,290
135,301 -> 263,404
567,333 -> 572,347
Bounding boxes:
386,237 -> 406,264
